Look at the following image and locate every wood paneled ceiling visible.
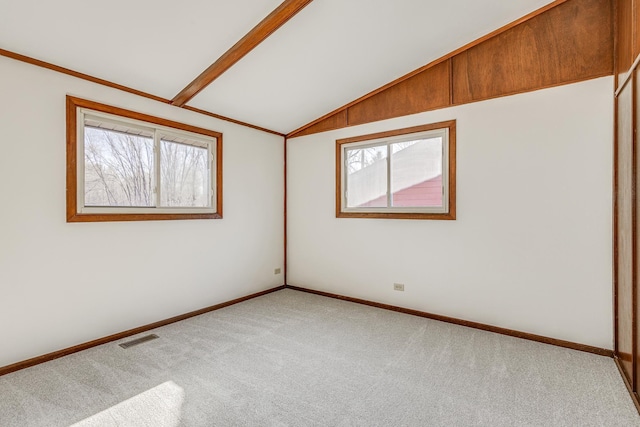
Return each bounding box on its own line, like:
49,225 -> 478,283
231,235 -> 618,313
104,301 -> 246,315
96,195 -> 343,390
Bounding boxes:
0,0 -> 557,134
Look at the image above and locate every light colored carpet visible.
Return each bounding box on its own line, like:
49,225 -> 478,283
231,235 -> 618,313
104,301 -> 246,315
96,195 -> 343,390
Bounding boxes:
0,289 -> 638,427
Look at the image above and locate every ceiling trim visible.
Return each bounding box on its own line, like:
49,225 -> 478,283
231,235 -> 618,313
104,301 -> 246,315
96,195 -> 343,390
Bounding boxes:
182,105 -> 285,136
0,47 -> 284,136
286,0 -> 569,138
0,47 -> 169,104
171,0 -> 314,107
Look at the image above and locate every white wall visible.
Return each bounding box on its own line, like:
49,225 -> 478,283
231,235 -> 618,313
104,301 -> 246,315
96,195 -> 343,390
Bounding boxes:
287,77 -> 614,349
0,56 -> 284,367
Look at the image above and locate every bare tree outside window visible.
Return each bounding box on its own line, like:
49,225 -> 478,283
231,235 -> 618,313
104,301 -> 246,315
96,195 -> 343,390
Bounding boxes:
84,127 -> 154,207
346,146 -> 385,174
84,128 -> 211,208
160,140 -> 208,207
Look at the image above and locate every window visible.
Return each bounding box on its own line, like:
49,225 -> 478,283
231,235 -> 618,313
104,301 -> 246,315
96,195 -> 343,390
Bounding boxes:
336,121 -> 455,220
66,96 -> 222,222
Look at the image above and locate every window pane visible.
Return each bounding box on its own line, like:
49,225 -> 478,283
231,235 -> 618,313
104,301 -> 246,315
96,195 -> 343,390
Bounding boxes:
84,126 -> 154,207
160,140 -> 209,207
391,137 -> 442,207
346,145 -> 388,208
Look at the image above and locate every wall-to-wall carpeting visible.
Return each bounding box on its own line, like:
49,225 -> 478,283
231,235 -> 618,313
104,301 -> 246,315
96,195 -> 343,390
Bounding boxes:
0,289 -> 637,426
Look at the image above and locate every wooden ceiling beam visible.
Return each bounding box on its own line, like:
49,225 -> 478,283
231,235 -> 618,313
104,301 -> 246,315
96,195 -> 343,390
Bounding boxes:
171,0 -> 314,107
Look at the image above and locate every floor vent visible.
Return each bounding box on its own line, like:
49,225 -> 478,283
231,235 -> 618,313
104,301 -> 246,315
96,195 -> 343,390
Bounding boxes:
119,334 -> 159,349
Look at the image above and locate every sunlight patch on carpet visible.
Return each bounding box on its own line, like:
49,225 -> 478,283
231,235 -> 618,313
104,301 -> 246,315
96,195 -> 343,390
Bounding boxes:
71,381 -> 184,427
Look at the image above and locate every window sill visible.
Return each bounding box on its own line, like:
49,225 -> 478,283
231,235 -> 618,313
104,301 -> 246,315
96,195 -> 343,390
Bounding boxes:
66,212 -> 222,223
336,211 -> 455,220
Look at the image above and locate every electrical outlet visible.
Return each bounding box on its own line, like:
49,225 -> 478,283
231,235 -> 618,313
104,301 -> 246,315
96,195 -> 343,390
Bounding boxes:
274,268 -> 282,275
394,283 -> 405,291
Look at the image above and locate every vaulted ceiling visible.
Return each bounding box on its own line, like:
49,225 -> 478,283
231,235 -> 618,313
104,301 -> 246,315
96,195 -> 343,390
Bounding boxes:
0,0 -> 555,134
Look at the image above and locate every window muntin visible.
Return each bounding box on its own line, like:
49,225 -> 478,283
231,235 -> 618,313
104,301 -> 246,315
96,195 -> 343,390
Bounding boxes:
337,121 -> 455,220
67,96 -> 222,222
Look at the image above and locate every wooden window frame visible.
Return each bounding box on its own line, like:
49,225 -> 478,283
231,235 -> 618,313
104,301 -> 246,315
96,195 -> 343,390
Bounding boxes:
336,120 -> 456,220
66,96 -> 223,222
